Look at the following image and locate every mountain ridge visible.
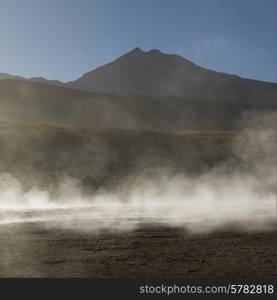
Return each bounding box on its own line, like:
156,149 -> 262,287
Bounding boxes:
65,47 -> 276,104
1,48 -> 276,103
0,72 -> 64,87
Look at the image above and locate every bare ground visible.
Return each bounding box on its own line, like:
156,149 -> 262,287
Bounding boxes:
0,221 -> 276,278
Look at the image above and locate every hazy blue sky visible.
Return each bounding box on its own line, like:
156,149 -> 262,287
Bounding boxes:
0,0 -> 276,82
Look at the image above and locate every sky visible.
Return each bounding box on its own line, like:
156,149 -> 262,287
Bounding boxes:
0,0 -> 276,82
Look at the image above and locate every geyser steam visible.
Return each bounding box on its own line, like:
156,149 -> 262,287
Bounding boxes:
0,111 -> 275,233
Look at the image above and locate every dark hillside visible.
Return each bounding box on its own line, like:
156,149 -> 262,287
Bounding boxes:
0,79 -> 274,131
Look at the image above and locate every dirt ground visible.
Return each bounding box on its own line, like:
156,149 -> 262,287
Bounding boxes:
0,220 -> 276,278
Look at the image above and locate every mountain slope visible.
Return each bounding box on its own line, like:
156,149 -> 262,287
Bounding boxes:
67,48 -> 276,104
0,79 -> 274,131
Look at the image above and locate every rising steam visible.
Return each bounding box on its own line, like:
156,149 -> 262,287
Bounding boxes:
0,111 -> 275,234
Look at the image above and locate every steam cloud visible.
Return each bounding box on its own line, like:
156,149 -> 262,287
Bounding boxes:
0,111 -> 276,234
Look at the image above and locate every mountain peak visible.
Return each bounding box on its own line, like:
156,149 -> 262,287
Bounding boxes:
148,49 -> 161,54
130,48 -> 162,55
132,47 -> 144,53
66,47 -> 277,102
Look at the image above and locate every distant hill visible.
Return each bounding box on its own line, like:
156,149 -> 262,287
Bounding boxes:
67,48 -> 277,105
0,72 -> 25,81
0,72 -> 64,87
28,77 -> 64,86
